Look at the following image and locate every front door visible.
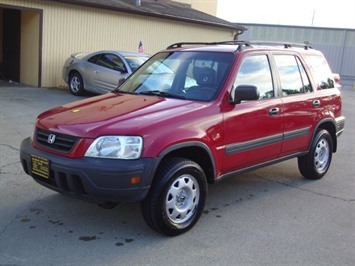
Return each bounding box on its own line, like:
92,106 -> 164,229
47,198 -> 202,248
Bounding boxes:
222,54 -> 284,173
93,53 -> 128,92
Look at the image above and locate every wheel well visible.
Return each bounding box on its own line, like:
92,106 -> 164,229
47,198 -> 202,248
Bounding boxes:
317,121 -> 337,152
68,70 -> 85,88
69,70 -> 80,79
161,146 -> 215,183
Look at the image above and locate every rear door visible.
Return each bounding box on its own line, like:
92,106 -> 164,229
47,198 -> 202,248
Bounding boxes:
223,53 -> 284,172
271,53 -> 320,156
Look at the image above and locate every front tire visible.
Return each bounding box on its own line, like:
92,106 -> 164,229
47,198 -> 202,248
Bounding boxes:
298,129 -> 333,180
69,72 -> 85,96
141,157 -> 207,236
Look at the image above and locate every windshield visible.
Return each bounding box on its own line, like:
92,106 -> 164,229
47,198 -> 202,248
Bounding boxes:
119,51 -> 234,101
124,55 -> 150,71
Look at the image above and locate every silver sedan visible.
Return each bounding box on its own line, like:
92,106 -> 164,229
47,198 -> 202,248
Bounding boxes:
62,50 -> 150,96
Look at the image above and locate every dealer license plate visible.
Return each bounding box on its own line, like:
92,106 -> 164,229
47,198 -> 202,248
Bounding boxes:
31,154 -> 49,179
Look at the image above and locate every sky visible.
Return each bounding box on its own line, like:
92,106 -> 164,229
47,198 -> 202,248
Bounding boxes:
216,0 -> 355,29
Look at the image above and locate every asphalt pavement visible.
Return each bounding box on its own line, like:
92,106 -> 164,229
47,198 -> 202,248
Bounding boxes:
0,82 -> 354,266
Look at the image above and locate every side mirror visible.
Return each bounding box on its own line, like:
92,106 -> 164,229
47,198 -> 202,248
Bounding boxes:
115,66 -> 127,73
230,85 -> 259,104
118,78 -> 126,87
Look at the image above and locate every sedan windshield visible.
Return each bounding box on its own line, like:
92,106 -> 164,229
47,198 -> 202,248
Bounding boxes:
118,51 -> 234,101
124,55 -> 150,71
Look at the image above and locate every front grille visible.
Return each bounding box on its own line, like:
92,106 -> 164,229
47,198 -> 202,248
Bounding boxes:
35,128 -> 79,153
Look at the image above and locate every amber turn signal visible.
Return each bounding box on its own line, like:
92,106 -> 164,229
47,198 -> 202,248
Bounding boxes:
130,176 -> 141,185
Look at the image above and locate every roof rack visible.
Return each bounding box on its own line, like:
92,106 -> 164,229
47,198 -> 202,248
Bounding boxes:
166,40 -> 312,51
166,41 -> 251,51
247,40 -> 313,50
166,42 -> 219,49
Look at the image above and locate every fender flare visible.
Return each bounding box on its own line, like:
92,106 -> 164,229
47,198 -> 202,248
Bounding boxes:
311,118 -> 337,152
153,141 -> 217,183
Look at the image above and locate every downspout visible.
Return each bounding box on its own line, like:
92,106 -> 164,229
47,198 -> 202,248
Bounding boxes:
234,29 -> 246,40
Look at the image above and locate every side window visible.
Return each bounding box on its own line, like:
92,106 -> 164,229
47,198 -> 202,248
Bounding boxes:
274,55 -> 311,95
234,55 -> 274,99
305,55 -> 335,89
87,54 -> 99,64
96,54 -> 125,71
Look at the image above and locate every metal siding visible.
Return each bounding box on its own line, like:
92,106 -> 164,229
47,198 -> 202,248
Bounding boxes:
342,30 -> 355,79
1,0 -> 233,87
239,24 -> 355,90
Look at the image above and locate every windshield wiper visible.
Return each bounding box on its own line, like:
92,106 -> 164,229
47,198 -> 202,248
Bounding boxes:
138,90 -> 185,99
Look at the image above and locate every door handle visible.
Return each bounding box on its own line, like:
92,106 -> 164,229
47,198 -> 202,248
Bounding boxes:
313,100 -> 320,107
268,107 -> 279,116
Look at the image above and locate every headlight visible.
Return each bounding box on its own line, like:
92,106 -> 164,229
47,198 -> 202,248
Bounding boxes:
85,136 -> 143,159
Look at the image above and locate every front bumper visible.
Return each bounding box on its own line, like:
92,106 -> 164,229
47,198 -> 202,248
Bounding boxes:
335,116 -> 346,137
20,137 -> 158,204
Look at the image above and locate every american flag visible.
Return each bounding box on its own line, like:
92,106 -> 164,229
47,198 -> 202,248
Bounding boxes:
138,41 -> 144,53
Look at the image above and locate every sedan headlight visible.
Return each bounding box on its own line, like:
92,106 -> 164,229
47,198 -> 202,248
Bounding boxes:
85,136 -> 143,159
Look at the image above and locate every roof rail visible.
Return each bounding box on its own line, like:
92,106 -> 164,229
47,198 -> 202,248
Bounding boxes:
248,41 -> 313,50
214,41 -> 253,51
166,42 -> 217,49
166,41 -> 253,51
166,40 -> 312,51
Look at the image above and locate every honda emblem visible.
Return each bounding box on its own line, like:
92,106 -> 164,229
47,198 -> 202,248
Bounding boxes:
47,134 -> 56,144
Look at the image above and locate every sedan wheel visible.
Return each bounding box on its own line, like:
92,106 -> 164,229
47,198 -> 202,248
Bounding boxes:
69,72 -> 85,96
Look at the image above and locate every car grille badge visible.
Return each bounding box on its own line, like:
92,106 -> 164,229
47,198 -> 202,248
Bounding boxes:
47,134 -> 56,144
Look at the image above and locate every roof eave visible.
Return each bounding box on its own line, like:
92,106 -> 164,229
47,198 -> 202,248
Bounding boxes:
47,0 -> 246,32
140,11 -> 246,31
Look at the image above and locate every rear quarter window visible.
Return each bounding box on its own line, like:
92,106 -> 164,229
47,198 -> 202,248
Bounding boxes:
304,55 -> 335,89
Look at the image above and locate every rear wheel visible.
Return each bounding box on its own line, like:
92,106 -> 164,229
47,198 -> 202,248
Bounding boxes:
141,157 -> 207,236
298,129 -> 333,180
69,72 -> 85,96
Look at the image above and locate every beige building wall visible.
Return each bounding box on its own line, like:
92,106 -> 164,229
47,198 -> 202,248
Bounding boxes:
0,0 -> 233,88
173,0 -> 218,16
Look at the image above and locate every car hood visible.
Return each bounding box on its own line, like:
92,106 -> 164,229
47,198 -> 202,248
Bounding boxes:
37,92 -> 205,138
